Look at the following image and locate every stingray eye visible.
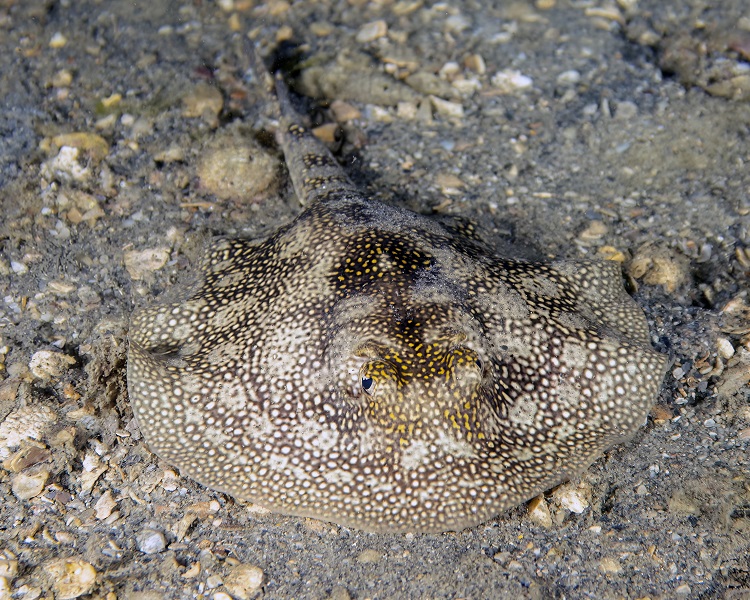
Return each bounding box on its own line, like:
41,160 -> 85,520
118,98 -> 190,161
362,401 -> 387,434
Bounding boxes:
475,358 -> 483,372
361,376 -> 375,395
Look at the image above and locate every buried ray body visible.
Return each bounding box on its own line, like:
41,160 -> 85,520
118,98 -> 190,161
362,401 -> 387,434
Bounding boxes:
127,59 -> 667,533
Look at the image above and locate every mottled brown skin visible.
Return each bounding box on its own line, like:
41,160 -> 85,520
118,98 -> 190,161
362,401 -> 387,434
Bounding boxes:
127,70 -> 667,533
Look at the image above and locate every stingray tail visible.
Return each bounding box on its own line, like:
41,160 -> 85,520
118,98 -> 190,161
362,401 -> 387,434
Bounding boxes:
242,37 -> 358,207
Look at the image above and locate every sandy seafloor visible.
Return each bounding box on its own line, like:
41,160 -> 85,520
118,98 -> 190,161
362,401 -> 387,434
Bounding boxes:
1,0 -> 749,598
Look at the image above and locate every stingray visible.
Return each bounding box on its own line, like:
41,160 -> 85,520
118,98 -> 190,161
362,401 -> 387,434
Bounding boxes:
127,48 -> 667,533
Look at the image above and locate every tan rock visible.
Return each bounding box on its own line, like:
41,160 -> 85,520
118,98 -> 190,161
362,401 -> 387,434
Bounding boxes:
0,555 -> 19,579
182,83 -> 223,120
356,20 -> 387,43
29,350 -> 76,381
312,123 -> 340,144
551,481 -> 591,514
430,96 -> 464,118
11,469 -> 49,500
599,557 -> 622,574
124,247 -> 171,280
356,549 -> 381,564
628,244 -> 690,293
329,100 -> 361,122
491,70 -> 533,93
94,490 -> 117,520
224,564 -> 264,599
51,132 -> 109,162
45,558 -> 97,600
527,495 -> 553,527
0,405 -> 57,460
464,53 -> 486,75
197,137 -> 278,201
49,32 -> 68,48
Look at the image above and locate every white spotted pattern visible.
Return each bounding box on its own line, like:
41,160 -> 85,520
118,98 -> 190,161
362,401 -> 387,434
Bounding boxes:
126,74 -> 667,533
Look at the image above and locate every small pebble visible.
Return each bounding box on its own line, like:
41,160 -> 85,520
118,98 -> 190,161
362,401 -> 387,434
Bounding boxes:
45,558 -> 97,600
464,53 -> 486,75
275,25 -> 293,42
491,70 -> 533,93
582,102 -> 598,116
268,0 -> 290,16
397,101 -> 418,120
94,114 -> 115,130
329,100 -> 361,122
355,20 -> 387,43
439,61 -> 461,80
182,562 -> 201,579
578,220 -> 608,243
369,105 -> 394,123
245,503 -> 271,516
444,14 -> 470,33
507,560 -> 524,571
616,0 -> 637,11
52,69 -> 73,87
552,483 -> 590,514
228,12 -> 242,32
0,406 -> 57,461
49,32 -> 67,48
51,132 -> 109,162
224,564 -> 264,600
42,146 -> 89,182
615,100 -> 638,119
451,76 -> 481,96
599,557 -> 622,574
100,93 -> 122,108
153,146 -> 186,163
312,123 -> 340,144
557,70 -> 581,86
391,1 -> 422,16
527,495 -> 553,527
182,83 -> 223,120
328,586 -> 352,600
430,96 -> 464,118
10,261 -> 27,275
124,248 -> 171,280
94,490 -> 117,520
597,245 -> 626,262
136,529 -> 166,554
310,21 -> 334,37
716,338 -> 735,360
356,549 -> 381,564
435,173 -> 465,195
628,245 -> 689,293
197,138 -> 279,201
11,470 -> 49,500
29,351 -> 76,381
161,469 -> 180,491
0,558 -> 18,579
584,5 -> 624,24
